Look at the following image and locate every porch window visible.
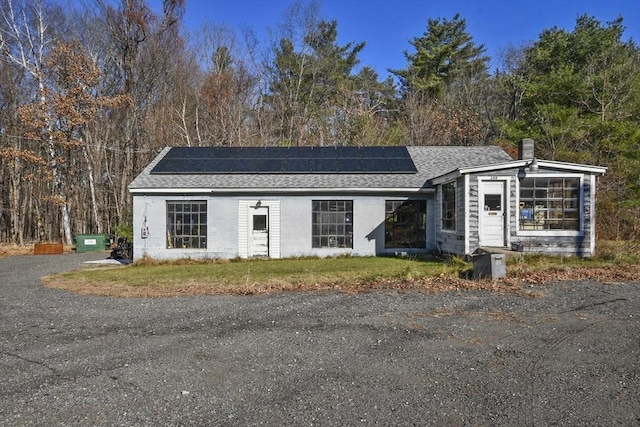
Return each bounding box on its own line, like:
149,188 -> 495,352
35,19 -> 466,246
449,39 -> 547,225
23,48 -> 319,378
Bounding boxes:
167,201 -> 207,248
519,177 -> 580,231
442,181 -> 456,231
312,200 -> 353,248
385,200 -> 426,248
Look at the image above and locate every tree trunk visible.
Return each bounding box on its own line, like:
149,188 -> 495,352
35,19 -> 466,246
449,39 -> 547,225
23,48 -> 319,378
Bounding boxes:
9,168 -> 23,245
82,146 -> 102,234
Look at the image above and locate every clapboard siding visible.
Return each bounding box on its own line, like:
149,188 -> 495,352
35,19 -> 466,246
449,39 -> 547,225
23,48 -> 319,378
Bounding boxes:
467,176 -> 479,252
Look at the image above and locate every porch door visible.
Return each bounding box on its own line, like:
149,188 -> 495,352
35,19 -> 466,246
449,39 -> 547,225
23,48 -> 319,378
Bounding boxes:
249,206 -> 269,257
480,181 -> 506,247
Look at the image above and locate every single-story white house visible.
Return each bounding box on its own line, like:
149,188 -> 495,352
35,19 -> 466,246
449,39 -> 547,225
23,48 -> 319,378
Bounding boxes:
128,139 -> 606,261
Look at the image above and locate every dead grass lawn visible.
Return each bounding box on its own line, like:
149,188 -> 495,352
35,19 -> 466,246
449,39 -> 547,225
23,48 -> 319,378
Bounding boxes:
41,262 -> 640,298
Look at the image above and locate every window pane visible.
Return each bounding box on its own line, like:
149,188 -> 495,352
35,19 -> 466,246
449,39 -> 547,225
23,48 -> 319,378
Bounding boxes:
519,177 -> 580,231
563,220 -> 579,230
484,195 -> 501,211
442,182 -> 456,230
386,199 -> 427,248
253,215 -> 267,231
167,201 -> 207,249
312,200 -> 353,248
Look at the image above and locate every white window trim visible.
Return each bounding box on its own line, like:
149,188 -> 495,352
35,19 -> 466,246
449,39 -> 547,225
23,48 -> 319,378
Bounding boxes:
464,174 -> 470,254
516,173 -> 584,237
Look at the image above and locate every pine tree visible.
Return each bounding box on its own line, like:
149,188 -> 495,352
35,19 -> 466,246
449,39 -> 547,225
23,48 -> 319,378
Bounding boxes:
392,13 -> 489,97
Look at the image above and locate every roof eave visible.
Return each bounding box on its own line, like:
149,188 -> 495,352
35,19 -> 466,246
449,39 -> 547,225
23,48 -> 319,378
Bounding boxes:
432,159 -> 607,185
129,186 -> 435,195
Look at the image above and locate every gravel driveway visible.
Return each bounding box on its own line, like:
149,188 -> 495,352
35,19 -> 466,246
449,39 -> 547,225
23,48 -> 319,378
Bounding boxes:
0,253 -> 638,426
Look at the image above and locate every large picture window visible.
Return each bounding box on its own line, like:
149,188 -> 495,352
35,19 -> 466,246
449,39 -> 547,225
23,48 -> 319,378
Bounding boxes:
167,201 -> 207,248
442,182 -> 456,231
519,177 -> 580,231
312,200 -> 353,248
385,200 -> 427,248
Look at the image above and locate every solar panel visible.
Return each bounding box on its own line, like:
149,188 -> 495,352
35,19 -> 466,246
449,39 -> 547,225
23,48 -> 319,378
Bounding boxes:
337,146 -> 365,158
365,158 -> 390,173
150,146 -> 417,175
285,157 -> 312,172
363,147 -> 387,158
311,147 -> 339,158
336,158 -> 365,172
388,157 -> 418,173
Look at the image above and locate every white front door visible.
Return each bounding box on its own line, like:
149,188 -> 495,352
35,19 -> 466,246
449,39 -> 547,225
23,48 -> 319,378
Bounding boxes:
249,206 -> 269,257
480,181 -> 506,247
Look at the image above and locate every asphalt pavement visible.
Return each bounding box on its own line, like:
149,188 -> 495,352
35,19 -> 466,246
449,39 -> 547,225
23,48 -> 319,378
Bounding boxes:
0,252 -> 638,426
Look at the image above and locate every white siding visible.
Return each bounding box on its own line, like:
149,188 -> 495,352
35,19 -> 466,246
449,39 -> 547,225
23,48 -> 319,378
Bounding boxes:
237,201 -> 249,258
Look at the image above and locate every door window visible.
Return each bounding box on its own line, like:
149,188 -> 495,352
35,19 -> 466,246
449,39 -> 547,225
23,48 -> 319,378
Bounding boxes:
484,194 -> 502,211
253,215 -> 267,231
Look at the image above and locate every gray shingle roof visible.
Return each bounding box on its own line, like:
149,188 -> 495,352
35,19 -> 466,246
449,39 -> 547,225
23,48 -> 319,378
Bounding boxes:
128,146 -> 514,192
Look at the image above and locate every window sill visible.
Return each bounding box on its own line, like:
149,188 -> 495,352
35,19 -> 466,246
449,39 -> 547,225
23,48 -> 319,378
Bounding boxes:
516,230 -> 583,237
166,247 -> 208,250
312,247 -> 353,250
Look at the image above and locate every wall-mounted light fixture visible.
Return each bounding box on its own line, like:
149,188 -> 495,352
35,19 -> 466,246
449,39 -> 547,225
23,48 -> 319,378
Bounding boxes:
517,157 -> 539,180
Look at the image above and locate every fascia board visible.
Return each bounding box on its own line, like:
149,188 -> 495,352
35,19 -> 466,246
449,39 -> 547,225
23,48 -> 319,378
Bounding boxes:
434,160 -> 607,184
534,160 -> 607,174
129,187 -> 435,195
458,160 -> 528,174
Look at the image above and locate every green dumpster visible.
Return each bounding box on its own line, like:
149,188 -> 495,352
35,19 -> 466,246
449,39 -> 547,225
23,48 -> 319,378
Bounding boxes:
75,234 -> 109,253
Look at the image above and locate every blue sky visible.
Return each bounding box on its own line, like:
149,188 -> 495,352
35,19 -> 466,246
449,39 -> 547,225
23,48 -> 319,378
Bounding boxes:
148,0 -> 639,77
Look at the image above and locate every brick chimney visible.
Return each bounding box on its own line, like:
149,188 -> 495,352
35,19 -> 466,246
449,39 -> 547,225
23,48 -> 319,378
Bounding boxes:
518,138 -> 535,160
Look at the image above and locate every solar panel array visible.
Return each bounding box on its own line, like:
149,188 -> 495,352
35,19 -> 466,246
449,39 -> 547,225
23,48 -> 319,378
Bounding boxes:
150,146 -> 417,175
